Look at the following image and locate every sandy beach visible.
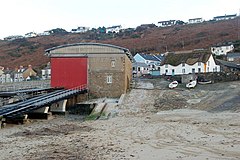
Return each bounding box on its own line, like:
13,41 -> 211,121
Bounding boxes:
0,79 -> 240,160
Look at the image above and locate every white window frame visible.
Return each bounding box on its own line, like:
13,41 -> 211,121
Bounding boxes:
107,75 -> 112,84
111,60 -> 115,68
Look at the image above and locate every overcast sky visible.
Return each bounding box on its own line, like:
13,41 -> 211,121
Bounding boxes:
0,0 -> 239,39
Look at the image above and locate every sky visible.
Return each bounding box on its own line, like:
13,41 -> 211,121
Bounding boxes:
0,0 -> 239,39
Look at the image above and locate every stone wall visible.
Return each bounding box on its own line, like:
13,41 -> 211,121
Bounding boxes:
88,55 -> 130,98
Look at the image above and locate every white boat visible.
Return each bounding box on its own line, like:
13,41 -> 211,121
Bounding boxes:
198,80 -> 212,85
186,80 -> 197,89
169,81 -> 178,89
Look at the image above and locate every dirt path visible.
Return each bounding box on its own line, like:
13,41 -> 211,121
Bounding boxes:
0,79 -> 240,160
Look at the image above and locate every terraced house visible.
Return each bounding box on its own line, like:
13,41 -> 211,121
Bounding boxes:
160,50 -> 220,76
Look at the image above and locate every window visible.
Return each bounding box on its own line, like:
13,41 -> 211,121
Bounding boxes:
208,61 -> 210,66
198,68 -> 201,73
198,62 -> 201,66
182,63 -> 185,67
182,69 -> 185,74
192,68 -> 195,73
133,67 -> 135,71
111,60 -> 115,68
165,69 -> 168,73
165,64 -> 168,68
107,75 -> 112,84
138,67 -> 140,71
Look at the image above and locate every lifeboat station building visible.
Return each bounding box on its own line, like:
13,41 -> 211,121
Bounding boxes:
45,43 -> 133,98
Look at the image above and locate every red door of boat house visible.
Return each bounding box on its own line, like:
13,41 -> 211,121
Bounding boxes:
51,57 -> 87,89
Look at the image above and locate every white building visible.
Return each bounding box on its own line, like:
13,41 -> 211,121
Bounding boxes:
213,14 -> 237,21
71,26 -> 90,33
160,51 -> 220,76
188,18 -> 203,24
0,70 -> 13,83
38,31 -> 51,36
106,25 -> 122,33
211,44 -> 234,56
25,32 -> 37,38
4,35 -> 24,41
42,62 -> 51,80
133,53 -> 164,70
132,62 -> 150,77
158,20 -> 177,27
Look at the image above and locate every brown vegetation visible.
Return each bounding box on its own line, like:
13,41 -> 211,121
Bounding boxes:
0,18 -> 239,69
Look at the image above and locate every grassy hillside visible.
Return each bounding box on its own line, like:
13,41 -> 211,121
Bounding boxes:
0,17 -> 239,70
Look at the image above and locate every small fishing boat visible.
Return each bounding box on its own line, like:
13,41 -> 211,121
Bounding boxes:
169,81 -> 178,89
198,80 -> 212,85
186,80 -> 197,89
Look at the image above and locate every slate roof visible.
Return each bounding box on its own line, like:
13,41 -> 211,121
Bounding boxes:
214,14 -> 237,19
138,53 -> 163,61
161,50 -> 211,66
216,59 -> 240,69
132,62 -> 149,68
227,53 -> 240,58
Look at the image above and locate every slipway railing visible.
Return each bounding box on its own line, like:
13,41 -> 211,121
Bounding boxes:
0,85 -> 88,118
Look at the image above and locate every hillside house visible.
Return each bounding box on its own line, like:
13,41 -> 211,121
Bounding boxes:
133,53 -> 164,71
188,18 -> 203,24
160,51 -> 220,76
132,62 -> 150,77
42,62 -> 51,80
213,14 -> 237,21
211,44 -> 234,56
45,43 -> 132,98
106,25 -> 122,33
71,26 -> 90,33
25,32 -> 37,38
158,20 -> 177,27
227,53 -> 240,64
4,35 -> 24,41
38,31 -> 51,36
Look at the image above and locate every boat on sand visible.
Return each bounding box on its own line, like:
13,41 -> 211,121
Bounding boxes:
169,81 -> 178,89
186,80 -> 197,89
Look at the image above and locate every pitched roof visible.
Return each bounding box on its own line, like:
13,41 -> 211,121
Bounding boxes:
216,59 -> 240,69
227,53 -> 240,58
138,53 -> 163,61
162,50 -> 211,66
213,14 -> 237,19
132,62 -> 149,68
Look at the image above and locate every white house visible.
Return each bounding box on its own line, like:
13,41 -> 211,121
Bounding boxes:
42,62 -> 51,80
4,35 -> 24,41
158,20 -> 177,27
25,32 -> 37,38
132,62 -> 150,77
213,14 -> 237,21
38,31 -> 51,36
188,18 -> 203,24
160,51 -> 220,76
133,53 -> 164,71
106,25 -> 122,33
71,26 -> 90,33
0,70 -> 13,83
211,44 -> 234,56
